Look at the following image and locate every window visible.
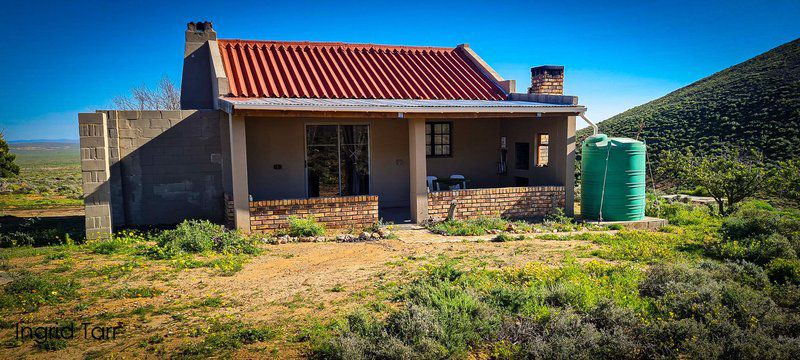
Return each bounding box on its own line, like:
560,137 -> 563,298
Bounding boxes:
514,142 -> 529,170
426,122 -> 451,157
514,176 -> 529,186
536,133 -> 549,167
306,125 -> 370,197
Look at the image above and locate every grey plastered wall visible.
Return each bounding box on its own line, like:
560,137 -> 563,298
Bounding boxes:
244,117 -> 411,208
79,110 -> 226,236
499,114 -> 576,215
425,118 -> 503,188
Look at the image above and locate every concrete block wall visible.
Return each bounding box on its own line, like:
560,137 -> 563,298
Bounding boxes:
427,186 -> 566,220
249,195 -> 379,233
79,113 -> 112,239
79,109 -> 226,238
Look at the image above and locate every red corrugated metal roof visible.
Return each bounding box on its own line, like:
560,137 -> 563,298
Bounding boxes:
217,40 -> 507,100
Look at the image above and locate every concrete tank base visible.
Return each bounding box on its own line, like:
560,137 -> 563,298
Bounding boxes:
581,216 -> 667,231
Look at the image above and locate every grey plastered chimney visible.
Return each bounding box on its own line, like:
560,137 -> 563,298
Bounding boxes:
180,21 -> 217,110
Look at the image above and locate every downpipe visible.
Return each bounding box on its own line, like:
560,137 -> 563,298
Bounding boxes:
579,112 -> 598,136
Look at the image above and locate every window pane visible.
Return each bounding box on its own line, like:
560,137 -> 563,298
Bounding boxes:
306,145 -> 339,197
340,125 -> 368,145
340,144 -> 369,196
426,122 -> 452,157
539,133 -> 549,145
426,145 -> 432,155
306,125 -> 338,145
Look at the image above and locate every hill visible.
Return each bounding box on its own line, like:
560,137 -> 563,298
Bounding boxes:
577,38 -> 800,168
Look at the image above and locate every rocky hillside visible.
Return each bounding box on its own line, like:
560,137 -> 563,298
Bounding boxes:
578,38 -> 800,168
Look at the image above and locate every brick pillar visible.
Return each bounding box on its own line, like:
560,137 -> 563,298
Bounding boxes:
79,113 -> 112,239
408,118 -> 428,222
528,65 -> 564,95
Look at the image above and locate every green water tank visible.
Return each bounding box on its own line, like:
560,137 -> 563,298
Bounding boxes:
581,134 -> 646,221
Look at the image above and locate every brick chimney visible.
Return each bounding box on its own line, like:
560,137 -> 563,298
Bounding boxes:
528,65 -> 564,95
180,21 -> 217,110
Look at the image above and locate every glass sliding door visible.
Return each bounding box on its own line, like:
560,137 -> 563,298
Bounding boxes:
306,125 -> 340,197
305,125 -> 370,197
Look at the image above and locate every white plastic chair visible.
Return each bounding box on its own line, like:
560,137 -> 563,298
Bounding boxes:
449,174 -> 466,190
426,176 -> 439,192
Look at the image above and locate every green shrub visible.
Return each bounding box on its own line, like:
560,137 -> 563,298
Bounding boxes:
678,185 -> 712,197
591,230 -> 684,263
88,231 -> 146,255
721,207 -> 782,241
36,338 -> 69,351
766,258 -> 800,284
491,234 -> 527,242
428,217 -> 509,236
0,272 -> 79,311
660,202 -> 718,227
716,205 -> 800,265
111,286 -> 163,299
152,220 -> 259,259
180,319 -> 277,357
0,217 -> 82,248
717,234 -> 797,265
206,255 -> 247,276
313,256 -> 800,359
287,216 -> 326,237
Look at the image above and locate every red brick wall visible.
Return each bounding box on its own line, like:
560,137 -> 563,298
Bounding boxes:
427,186 -> 565,220
249,195 -> 379,232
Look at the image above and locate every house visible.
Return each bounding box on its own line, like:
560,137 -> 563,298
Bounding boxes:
78,22 -> 586,238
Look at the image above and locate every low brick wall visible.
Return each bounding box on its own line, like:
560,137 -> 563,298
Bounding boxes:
249,195 -> 379,232
427,186 -> 566,220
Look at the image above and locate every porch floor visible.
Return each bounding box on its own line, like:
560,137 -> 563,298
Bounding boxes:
379,206 -> 412,224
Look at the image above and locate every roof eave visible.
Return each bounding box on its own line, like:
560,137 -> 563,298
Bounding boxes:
218,98 -> 585,115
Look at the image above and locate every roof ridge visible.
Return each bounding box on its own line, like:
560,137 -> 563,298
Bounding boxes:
217,39 -> 454,52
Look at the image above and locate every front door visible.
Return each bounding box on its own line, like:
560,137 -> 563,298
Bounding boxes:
305,125 -> 370,197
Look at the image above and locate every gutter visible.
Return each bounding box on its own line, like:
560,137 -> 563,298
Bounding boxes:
218,99 -> 586,114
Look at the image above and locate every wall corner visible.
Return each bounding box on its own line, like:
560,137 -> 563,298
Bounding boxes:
79,112 -> 113,239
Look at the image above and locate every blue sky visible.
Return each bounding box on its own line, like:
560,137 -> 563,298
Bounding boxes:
1,0 -> 798,140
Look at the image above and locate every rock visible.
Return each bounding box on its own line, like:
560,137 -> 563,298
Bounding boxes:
300,236 -> 314,243
359,232 -> 371,240
377,228 -> 389,237
371,232 -> 380,239
314,236 -> 325,243
275,234 -> 294,244
336,234 -> 355,242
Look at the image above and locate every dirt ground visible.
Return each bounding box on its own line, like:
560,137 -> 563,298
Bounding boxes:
0,226 -> 595,359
